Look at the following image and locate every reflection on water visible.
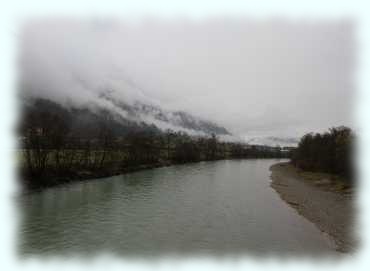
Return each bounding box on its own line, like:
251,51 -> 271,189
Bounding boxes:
18,159 -> 337,256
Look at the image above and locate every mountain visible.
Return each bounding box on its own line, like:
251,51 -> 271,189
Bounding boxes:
98,92 -> 230,136
21,97 -> 231,138
245,136 -> 299,147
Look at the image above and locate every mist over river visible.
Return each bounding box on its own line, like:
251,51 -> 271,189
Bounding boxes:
18,159 -> 338,256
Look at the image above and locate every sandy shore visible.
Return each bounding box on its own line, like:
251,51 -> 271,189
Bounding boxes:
270,162 -> 356,253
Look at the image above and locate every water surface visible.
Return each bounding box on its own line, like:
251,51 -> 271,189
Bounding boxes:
18,159 -> 336,256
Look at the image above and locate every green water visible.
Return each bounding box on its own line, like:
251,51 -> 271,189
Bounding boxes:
18,159 -> 337,256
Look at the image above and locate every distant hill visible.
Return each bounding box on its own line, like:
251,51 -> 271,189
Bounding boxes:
245,136 -> 299,147
20,97 -> 230,138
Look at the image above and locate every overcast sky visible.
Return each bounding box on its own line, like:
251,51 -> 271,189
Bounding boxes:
19,18 -> 354,140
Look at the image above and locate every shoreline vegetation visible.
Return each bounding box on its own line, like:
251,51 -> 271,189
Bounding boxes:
291,126 -> 354,183
20,146 -> 288,192
270,162 -> 355,253
19,132 -> 291,192
20,146 -> 289,191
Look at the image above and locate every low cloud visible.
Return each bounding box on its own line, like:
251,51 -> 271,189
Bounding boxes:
19,18 -> 354,139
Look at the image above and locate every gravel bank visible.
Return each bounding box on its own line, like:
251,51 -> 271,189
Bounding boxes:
270,162 -> 356,253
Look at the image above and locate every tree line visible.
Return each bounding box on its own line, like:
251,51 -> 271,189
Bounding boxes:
291,126 -> 354,182
18,107 -> 290,190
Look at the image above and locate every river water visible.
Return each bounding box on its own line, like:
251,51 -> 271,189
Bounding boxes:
18,159 -> 337,256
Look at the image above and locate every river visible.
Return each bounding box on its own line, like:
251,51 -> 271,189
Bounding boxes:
18,159 -> 337,256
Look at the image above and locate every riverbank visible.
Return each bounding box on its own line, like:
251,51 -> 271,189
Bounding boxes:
270,162 -> 356,253
20,160 -> 174,193
21,158 -> 240,193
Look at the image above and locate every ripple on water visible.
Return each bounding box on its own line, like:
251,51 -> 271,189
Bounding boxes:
18,159 -> 340,257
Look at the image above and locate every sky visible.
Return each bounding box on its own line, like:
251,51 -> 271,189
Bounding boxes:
19,18 -> 354,141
